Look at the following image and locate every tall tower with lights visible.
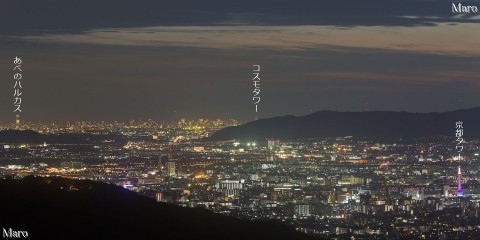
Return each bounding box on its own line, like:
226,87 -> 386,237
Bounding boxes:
456,166 -> 464,196
15,115 -> 20,130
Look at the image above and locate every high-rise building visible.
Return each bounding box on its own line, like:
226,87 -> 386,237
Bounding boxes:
456,166 -> 464,196
155,192 -> 164,202
267,138 -> 279,150
267,139 -> 275,150
15,115 -> 20,130
216,180 -> 243,197
167,161 -> 176,177
294,204 -> 311,217
443,185 -> 450,198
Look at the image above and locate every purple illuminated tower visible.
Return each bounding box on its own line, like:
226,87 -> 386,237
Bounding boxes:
456,166 -> 464,196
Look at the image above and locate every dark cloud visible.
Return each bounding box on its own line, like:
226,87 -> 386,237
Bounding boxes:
1,0 -> 478,123
1,0 -> 479,35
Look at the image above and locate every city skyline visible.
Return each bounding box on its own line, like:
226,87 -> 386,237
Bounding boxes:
2,1 -> 480,238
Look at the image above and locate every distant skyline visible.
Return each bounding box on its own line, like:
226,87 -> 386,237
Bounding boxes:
1,0 -> 479,122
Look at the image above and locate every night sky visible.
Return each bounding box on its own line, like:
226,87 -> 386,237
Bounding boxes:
1,0 -> 479,122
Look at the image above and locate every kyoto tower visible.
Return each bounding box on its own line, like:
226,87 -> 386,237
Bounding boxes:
456,166 -> 464,196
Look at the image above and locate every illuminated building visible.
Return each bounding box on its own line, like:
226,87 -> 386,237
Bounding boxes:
216,180 -> 243,197
167,161 -> 176,177
294,204 -> 311,217
15,115 -> 20,130
60,161 -> 84,169
267,139 -> 275,150
456,166 -> 464,196
155,192 -> 164,202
